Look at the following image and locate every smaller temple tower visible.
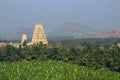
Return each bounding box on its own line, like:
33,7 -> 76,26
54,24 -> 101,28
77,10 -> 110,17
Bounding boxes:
21,34 -> 27,46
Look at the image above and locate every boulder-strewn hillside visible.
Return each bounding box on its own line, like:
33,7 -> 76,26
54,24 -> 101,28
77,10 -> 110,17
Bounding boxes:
98,30 -> 120,38
75,29 -> 120,38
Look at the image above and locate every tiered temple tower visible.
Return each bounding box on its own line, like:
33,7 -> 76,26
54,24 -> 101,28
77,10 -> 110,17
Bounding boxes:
21,34 -> 27,46
31,23 -> 48,45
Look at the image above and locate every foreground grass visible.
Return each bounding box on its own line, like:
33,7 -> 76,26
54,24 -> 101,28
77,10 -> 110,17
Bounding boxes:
0,60 -> 120,80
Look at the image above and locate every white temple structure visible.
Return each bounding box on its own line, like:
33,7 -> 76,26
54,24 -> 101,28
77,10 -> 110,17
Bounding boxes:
21,23 -> 48,46
31,23 -> 48,45
21,34 -> 27,46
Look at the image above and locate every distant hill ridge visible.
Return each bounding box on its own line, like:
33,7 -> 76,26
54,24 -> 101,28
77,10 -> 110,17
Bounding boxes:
50,23 -> 97,37
1,27 -> 33,40
1,23 -> 120,40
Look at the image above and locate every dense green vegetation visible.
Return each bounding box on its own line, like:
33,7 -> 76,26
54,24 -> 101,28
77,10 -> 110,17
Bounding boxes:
0,60 -> 120,80
0,38 -> 120,73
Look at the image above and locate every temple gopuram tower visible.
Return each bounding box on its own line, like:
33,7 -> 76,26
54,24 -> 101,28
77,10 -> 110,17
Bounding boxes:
31,23 -> 48,45
21,34 -> 27,46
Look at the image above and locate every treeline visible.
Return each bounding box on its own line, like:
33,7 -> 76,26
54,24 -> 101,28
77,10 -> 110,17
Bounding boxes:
0,38 -> 120,72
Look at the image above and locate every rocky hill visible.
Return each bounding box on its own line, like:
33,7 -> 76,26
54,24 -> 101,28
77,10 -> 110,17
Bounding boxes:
75,29 -> 120,39
49,23 -> 97,37
98,30 -> 120,38
1,27 -> 33,40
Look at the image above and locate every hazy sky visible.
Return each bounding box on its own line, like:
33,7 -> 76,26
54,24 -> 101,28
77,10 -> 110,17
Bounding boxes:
0,0 -> 120,34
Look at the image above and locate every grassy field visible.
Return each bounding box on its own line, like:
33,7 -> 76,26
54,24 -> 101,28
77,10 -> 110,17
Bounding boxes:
0,60 -> 120,80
